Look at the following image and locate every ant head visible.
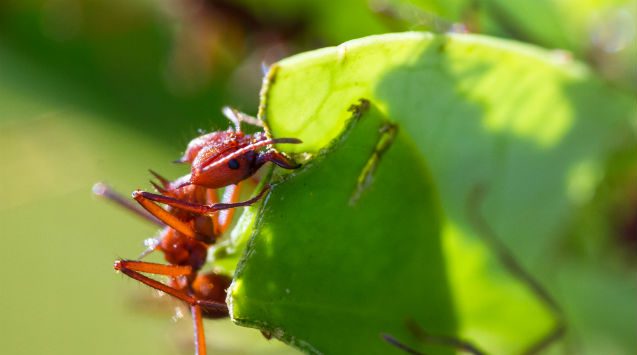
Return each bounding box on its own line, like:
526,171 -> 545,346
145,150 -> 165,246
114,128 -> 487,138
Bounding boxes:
176,130 -> 239,164
188,136 -> 302,189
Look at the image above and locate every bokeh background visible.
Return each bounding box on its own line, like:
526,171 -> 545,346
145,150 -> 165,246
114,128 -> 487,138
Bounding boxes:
1,1 -> 635,354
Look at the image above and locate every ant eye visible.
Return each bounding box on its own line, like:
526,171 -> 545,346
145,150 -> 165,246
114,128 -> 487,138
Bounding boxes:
228,159 -> 240,170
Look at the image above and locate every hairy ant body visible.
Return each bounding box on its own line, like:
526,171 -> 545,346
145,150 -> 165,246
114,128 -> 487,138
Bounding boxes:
95,107 -> 301,355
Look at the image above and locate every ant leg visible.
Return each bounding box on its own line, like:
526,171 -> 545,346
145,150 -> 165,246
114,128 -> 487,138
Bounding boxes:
216,184 -> 243,234
408,320 -> 485,354
114,259 -> 228,313
132,191 -> 197,239
382,320 -> 486,355
191,305 -> 207,355
133,185 -> 270,216
381,334 -> 422,355
222,106 -> 263,131
467,185 -> 565,354
93,183 -> 163,227
115,259 -> 192,277
148,169 -> 172,195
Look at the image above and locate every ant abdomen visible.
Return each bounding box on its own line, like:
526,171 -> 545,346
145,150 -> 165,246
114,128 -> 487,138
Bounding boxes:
159,229 -> 208,271
193,273 -> 232,319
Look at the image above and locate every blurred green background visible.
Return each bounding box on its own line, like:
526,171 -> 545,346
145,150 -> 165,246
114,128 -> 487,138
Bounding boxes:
0,0 -> 634,354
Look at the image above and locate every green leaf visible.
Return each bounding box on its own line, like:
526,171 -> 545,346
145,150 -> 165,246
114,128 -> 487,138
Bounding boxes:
406,0 -> 637,91
226,32 -> 635,354
481,0 -> 634,54
233,103 -> 457,354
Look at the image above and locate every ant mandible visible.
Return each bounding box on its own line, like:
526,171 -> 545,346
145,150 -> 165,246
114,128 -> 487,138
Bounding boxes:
95,107 -> 301,355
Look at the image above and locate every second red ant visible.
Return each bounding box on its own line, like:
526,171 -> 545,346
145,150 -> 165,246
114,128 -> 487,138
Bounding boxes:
95,107 -> 301,355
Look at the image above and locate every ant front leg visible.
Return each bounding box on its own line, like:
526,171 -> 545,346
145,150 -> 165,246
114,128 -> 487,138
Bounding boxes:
215,184 -> 243,235
133,184 -> 270,216
132,191 -> 197,239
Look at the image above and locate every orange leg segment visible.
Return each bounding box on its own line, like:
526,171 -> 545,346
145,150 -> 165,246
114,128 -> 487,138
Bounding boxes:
115,259 -> 192,277
216,184 -> 243,235
191,305 -> 207,355
113,259 -> 228,313
135,185 -> 270,216
132,190 -> 196,239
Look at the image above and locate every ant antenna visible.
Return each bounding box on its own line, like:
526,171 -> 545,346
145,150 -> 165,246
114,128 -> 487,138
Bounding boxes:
93,182 -> 163,227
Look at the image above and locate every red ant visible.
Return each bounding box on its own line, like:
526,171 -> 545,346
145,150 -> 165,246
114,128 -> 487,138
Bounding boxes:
95,107 -> 301,355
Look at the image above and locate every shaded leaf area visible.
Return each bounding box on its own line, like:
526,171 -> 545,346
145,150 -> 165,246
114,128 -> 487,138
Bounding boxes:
405,0 -> 633,53
389,0 -> 637,91
232,104 -> 457,354
482,0 -> 637,93
224,32 -> 636,353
